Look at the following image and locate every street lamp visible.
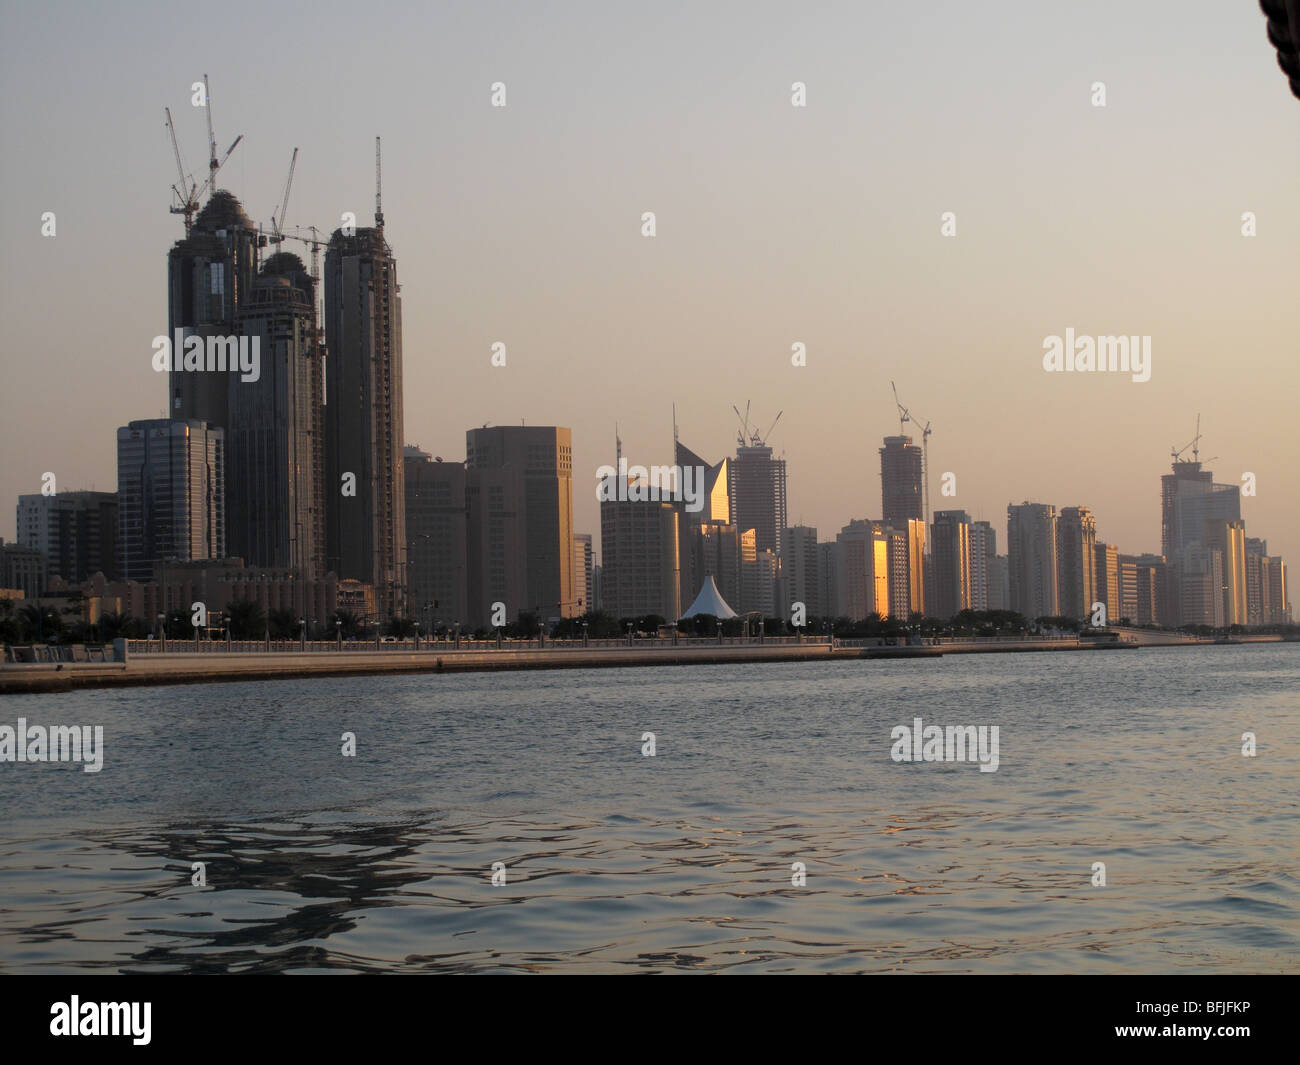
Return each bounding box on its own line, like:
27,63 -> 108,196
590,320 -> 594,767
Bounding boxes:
158,612 -> 167,652
335,617 -> 342,650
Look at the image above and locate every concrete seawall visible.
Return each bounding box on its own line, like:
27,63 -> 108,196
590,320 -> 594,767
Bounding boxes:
1,632 -> 1276,694
0,643 -> 846,693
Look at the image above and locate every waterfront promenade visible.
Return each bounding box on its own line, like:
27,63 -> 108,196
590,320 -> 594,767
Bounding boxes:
0,627 -> 1254,694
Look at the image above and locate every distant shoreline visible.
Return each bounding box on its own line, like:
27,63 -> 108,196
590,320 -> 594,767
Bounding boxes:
1,634 -> 1287,694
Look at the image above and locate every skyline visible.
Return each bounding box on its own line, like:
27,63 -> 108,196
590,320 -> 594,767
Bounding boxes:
2,0 -> 1298,568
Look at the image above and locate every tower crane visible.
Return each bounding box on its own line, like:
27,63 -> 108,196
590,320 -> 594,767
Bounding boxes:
269,148 -> 298,245
163,74 -> 242,234
375,135 -> 384,228
1171,413 -> 1203,465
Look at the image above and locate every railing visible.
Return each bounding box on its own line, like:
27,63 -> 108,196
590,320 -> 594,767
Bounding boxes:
118,634 -> 834,655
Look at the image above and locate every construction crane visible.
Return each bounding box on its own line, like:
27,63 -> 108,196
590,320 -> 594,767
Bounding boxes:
731,402 -> 783,448
164,75 -> 242,234
375,135 -> 384,228
1171,413 -> 1203,465
269,148 -> 298,245
891,381 -> 934,531
732,401 -> 751,447
164,107 -> 199,234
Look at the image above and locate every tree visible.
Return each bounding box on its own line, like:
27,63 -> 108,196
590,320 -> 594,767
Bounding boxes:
225,598 -> 267,639
386,616 -> 417,638
331,609 -> 361,639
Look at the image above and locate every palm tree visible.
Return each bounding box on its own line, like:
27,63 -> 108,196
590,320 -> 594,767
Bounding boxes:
225,598 -> 267,639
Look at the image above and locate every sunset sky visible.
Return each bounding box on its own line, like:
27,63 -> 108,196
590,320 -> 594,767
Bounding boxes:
2,0 -> 1296,565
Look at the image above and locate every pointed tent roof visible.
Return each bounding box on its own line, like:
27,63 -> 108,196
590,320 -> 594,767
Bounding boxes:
680,575 -> 738,619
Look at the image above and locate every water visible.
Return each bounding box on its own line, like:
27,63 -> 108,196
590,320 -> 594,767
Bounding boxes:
0,644 -> 1296,973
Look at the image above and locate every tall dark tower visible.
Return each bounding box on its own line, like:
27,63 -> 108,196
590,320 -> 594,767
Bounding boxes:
729,444 -> 786,557
229,252 -> 325,577
879,435 -> 923,527
166,190 -> 259,428
323,189 -> 406,618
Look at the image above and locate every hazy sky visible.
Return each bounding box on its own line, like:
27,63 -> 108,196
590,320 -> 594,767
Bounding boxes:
2,0 -> 1297,567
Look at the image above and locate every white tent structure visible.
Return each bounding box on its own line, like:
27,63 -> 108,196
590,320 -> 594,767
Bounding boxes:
679,575 -> 738,620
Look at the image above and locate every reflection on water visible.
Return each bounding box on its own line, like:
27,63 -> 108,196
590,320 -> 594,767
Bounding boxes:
1,645 -> 1297,972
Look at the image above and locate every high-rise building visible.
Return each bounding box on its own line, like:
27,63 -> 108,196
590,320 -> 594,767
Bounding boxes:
835,520 -> 890,620
879,435 -> 923,528
987,554 -> 1010,612
743,548 -> 779,619
1094,542 -> 1120,623
1007,502 -> 1058,620
16,491 -> 118,585
573,533 -> 594,614
1169,480 -> 1240,626
907,519 -> 927,617
404,447 -> 468,631
690,522 -> 742,612
1162,458 -> 1213,559
228,253 -> 325,577
1205,519 -> 1247,626
1178,544 -> 1225,628
1132,554 -> 1167,627
1263,557 -> 1289,624
466,426 -> 575,623
465,464 -> 525,630
600,493 -> 680,621
969,520 -> 997,612
324,222 -> 406,617
116,419 -> 225,581
1245,538 -> 1268,627
782,525 -> 820,621
729,444 -> 786,558
0,539 -> 46,598
1118,555 -> 1139,623
166,190 -> 260,429
817,541 -> 839,622
930,510 -> 973,619
1056,506 -> 1098,620
674,439 -> 729,610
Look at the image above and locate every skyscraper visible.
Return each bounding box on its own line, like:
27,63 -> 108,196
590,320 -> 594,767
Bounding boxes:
573,533 -> 594,614
1094,542 -> 1120,623
228,252 -> 325,577
880,435 -> 923,528
324,221 -> 406,617
166,190 -> 260,429
600,492 -> 680,621
465,463 -> 525,629
16,491 -> 118,585
835,520 -> 890,620
930,510 -> 973,619
1056,506 -> 1098,620
969,520 -> 997,612
466,426 -> 575,622
674,439 -> 729,609
404,447 -> 468,630
1204,518 -> 1247,626
116,419 -> 225,581
729,443 -> 787,559
1007,502 -> 1058,620
782,525 -> 821,621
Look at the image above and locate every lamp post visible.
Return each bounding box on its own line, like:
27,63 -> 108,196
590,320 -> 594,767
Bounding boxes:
158,612 -> 166,653
299,616 -> 306,651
